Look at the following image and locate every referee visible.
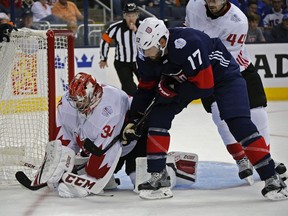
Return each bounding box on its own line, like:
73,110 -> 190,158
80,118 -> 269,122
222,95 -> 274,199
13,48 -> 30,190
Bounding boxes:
99,3 -> 140,96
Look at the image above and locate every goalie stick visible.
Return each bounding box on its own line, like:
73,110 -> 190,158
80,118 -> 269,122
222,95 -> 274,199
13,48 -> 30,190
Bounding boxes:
15,161 -> 88,191
83,97 -> 157,156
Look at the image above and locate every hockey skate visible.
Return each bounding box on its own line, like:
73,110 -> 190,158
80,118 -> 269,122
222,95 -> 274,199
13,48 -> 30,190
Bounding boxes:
275,162 -> 287,182
236,157 -> 254,185
261,174 -> 288,200
138,169 -> 173,200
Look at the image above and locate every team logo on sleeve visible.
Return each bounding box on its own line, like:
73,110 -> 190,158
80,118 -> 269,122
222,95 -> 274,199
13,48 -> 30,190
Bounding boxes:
174,38 -> 186,49
231,14 -> 241,22
102,106 -> 113,117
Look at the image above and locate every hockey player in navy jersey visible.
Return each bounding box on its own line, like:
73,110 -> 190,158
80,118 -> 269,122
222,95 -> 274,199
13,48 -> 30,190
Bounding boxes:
122,17 -> 288,200
185,0 -> 287,185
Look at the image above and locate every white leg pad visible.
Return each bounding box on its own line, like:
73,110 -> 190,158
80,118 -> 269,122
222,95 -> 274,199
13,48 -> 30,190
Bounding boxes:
58,179 -> 89,198
32,140 -> 75,189
167,151 -> 198,186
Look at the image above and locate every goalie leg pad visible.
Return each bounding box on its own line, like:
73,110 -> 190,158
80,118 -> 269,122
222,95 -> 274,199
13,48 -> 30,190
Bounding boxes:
32,140 -> 75,190
58,182 -> 88,198
60,148 -> 122,196
57,174 -> 92,198
167,151 -> 198,186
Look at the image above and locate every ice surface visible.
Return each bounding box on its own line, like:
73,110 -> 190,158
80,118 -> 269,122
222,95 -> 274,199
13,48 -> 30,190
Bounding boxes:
1,101 -> 288,216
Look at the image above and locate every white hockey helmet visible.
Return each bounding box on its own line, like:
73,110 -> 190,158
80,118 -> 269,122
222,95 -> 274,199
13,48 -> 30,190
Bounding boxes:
135,17 -> 169,57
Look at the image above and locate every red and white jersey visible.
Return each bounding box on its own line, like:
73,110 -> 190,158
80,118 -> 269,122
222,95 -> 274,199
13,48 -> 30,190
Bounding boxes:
55,85 -> 130,167
185,0 -> 251,71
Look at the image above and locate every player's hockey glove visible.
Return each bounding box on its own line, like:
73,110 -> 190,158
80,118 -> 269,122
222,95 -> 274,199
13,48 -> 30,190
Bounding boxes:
0,23 -> 17,43
121,110 -> 147,145
121,122 -> 141,145
157,76 -> 178,104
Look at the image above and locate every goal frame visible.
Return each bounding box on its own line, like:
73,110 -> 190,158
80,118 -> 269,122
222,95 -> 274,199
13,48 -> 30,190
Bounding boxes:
47,29 -> 75,141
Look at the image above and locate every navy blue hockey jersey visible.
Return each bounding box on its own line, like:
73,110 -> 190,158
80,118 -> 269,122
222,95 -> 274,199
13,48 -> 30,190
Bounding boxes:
131,27 -> 246,119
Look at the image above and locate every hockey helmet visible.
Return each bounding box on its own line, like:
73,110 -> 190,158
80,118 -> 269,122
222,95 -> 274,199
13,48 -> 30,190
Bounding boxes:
123,3 -> 138,13
135,17 -> 169,57
68,72 -> 103,114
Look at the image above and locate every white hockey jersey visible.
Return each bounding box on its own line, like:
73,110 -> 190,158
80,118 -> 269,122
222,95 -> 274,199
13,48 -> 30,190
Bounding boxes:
185,0 -> 251,71
55,85 -> 131,168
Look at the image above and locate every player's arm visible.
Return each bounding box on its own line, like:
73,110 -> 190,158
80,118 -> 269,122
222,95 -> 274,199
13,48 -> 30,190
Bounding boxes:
99,22 -> 117,65
121,56 -> 158,144
55,96 -> 80,153
172,41 -> 214,101
129,55 -> 158,119
184,0 -> 194,27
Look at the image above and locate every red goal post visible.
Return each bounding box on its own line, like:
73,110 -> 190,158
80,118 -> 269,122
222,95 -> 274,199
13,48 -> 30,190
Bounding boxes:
0,29 -> 75,185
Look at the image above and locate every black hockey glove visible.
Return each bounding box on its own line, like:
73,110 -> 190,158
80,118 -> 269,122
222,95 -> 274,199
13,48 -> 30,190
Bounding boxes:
0,23 -> 18,43
157,76 -> 178,104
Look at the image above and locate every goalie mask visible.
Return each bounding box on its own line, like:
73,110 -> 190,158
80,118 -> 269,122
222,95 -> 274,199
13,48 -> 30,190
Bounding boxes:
135,17 -> 169,59
68,72 -> 103,114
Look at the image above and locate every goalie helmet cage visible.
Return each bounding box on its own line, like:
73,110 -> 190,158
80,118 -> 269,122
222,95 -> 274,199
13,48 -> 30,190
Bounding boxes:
0,29 -> 75,185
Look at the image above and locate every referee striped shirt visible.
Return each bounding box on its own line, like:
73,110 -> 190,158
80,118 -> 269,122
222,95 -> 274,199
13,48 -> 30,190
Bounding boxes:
99,19 -> 140,63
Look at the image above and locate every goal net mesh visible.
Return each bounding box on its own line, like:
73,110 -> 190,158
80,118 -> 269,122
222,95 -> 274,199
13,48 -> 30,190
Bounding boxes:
0,29 -> 73,185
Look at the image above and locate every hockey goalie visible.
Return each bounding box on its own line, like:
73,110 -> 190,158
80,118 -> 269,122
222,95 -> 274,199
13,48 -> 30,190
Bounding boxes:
18,72 -> 137,198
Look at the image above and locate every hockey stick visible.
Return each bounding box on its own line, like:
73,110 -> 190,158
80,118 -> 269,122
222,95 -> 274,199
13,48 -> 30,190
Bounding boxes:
83,135 -> 120,157
15,161 -> 88,191
83,97 -> 157,156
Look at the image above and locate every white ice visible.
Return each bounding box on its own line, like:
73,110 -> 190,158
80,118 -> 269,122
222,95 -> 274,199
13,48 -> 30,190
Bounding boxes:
1,101 -> 288,216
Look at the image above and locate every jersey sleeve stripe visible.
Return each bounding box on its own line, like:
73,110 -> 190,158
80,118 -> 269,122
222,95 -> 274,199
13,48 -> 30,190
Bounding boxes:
187,65 -> 214,89
138,79 -> 157,90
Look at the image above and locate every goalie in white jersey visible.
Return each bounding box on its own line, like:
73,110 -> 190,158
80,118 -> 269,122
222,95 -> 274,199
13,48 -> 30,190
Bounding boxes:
185,0 -> 287,184
31,72 -> 139,197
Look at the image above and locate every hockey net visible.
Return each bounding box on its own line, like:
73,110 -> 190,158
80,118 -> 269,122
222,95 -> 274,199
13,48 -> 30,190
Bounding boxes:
0,29 -> 75,185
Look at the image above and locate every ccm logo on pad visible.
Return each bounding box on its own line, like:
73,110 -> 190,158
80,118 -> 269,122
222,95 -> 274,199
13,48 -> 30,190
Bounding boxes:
63,173 -> 95,189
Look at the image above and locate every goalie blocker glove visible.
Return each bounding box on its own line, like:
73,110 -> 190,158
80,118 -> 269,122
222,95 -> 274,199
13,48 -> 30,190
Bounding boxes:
0,23 -> 17,42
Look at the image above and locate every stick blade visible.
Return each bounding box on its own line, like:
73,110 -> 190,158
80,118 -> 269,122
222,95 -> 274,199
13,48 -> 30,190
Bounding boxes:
15,171 -> 46,191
